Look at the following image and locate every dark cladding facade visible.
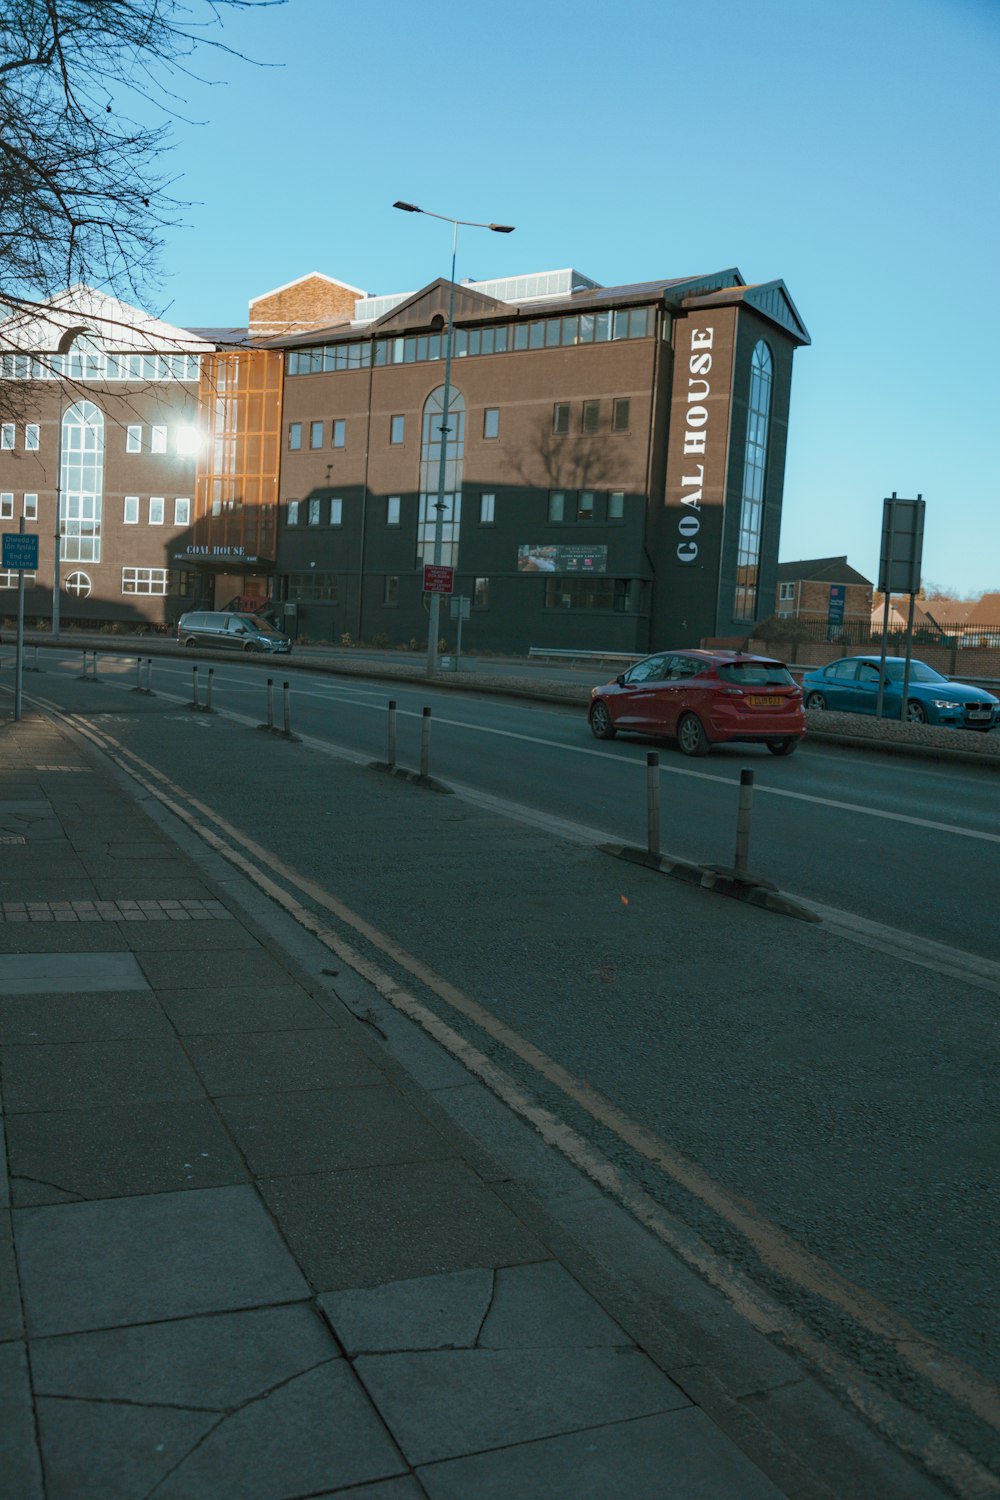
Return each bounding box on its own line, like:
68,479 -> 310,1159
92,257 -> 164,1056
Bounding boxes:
264,268 -> 809,653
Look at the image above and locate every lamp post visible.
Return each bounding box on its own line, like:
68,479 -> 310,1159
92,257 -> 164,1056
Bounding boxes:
392,201 -> 514,676
51,403 -> 63,640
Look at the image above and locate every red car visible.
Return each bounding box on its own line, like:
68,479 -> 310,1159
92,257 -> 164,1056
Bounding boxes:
589,648 -> 805,756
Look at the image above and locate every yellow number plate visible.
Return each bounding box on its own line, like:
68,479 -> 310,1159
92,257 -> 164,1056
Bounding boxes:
749,695 -> 782,706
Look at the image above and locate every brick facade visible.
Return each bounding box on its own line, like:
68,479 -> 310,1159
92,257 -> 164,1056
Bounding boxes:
249,275 -> 364,339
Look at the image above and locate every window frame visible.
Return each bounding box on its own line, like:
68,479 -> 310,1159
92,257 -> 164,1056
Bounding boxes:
386,494 -> 401,526
25,424 -> 39,451
612,398 -> 630,433
608,490 -> 625,521
286,498 -> 300,526
582,400 -> 600,435
548,491 -> 565,523
552,403 -> 569,436
483,407 -> 500,440
288,422 -> 302,452
174,497 -> 191,526
390,414 -> 405,446
123,495 -> 139,524
126,424 -> 142,453
383,574 -> 399,607
329,497 -> 343,526
332,419 -> 346,449
23,492 -> 38,520
150,425 -> 167,454
308,497 -> 321,525
309,420 -> 324,450
148,496 -> 165,526
479,492 -> 495,525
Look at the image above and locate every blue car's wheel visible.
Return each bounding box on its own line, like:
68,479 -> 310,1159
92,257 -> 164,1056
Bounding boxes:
905,700 -> 927,724
805,691 -> 827,711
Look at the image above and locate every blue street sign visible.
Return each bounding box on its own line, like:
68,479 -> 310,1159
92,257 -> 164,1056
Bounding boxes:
828,584 -> 846,624
2,533 -> 39,570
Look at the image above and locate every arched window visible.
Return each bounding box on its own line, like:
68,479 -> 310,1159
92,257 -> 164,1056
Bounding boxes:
733,341 -> 773,622
60,400 -> 104,563
418,385 -> 465,568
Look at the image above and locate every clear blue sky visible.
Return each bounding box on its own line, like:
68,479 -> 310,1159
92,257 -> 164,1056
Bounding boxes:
154,0 -> 1000,597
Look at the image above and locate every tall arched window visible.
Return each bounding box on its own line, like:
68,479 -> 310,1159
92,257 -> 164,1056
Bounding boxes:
418,386 -> 465,567
733,341 -> 773,622
61,400 -> 105,563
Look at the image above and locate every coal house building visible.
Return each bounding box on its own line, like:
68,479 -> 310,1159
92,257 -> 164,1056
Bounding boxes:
264,265 -> 809,652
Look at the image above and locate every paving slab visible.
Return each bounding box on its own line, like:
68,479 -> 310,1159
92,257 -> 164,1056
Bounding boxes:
6,1099 -> 249,1205
0,1341 -> 44,1500
0,1209 -> 24,1339
136,946 -> 300,990
260,1159 -> 544,1290
0,990 -> 174,1044
156,983 -> 337,1034
0,951 -> 148,995
151,1360 -> 407,1500
479,1260 -> 630,1348
16,1185 -> 309,1336
31,1304 -> 338,1409
417,1407 -> 788,1500
1,1036 -> 204,1112
355,1345 -> 689,1465
319,1269 -> 494,1354
35,1396 -> 217,1500
215,1084 -> 453,1176
183,1027 -> 382,1094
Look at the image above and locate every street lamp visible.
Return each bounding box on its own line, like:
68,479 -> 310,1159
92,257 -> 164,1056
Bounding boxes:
392,201 -> 514,675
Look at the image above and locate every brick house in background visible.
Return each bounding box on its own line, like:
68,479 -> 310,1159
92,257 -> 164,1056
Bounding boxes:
775,556 -> 872,623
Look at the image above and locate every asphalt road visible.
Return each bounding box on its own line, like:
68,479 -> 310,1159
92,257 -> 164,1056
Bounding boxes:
25,646 -> 998,964
5,647 -> 1000,1487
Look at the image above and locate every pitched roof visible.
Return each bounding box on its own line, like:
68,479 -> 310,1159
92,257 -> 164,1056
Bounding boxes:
682,280 -> 811,345
0,285 -> 214,353
776,556 -> 873,586
965,592 -> 1000,623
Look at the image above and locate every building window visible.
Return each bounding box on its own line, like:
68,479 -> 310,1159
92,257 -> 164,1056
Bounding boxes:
60,400 -> 104,562
1,568 -> 37,588
174,497 -> 190,526
310,421 -> 324,449
124,496 -> 139,524
390,414 -> 405,445
23,493 -> 38,520
151,425 -> 167,454
480,493 -> 495,524
612,398 -> 630,432
384,575 -> 399,606
545,577 -> 633,611
548,491 -> 565,523
387,495 -> 401,526
25,424 -> 39,451
552,403 -> 569,435
308,498 -> 321,525
148,496 -> 165,525
332,419 -> 346,448
126,425 -> 141,453
66,571 -> 92,598
287,499 -> 300,525
286,572 -> 338,601
577,491 -> 595,521
122,567 -> 169,595
483,407 -> 499,440
288,423 -> 302,451
779,581 -> 795,601
418,386 -> 464,567
1,424 -> 14,449
474,576 -> 489,609
0,492 -> 13,519
329,497 -> 343,525
734,341 -> 774,622
582,400 -> 600,434
608,490 -> 625,520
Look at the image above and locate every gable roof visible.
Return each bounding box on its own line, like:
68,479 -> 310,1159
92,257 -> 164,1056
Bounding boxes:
683,280 -> 811,346
776,556 -> 872,586
371,278 -> 507,333
249,271 -> 366,304
0,285 -> 214,353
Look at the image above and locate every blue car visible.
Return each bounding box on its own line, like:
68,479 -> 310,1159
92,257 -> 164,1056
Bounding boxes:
802,656 -> 998,730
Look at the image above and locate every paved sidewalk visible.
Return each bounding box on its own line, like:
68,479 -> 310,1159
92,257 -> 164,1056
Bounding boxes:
0,707 -> 953,1499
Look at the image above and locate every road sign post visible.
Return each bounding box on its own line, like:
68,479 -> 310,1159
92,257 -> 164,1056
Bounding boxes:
448,594 -> 471,670
876,494 -> 925,720
2,528 -> 39,722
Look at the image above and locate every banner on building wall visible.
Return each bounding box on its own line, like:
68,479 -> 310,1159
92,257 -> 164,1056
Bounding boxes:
517,545 -> 608,575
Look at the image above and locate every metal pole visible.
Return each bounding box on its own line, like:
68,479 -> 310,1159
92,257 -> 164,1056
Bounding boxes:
387,699 -> 397,769
282,681 -> 291,736
51,410 -> 62,641
135,657 -> 142,690
456,608 -> 463,671
420,706 -> 431,778
427,220 -> 459,679
876,493 -> 895,720
735,769 -> 754,875
15,518 -> 25,720
144,657 -> 152,692
646,752 -> 660,858
266,677 -> 274,731
901,591 -> 917,723
192,666 -> 199,707
205,668 -> 214,713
